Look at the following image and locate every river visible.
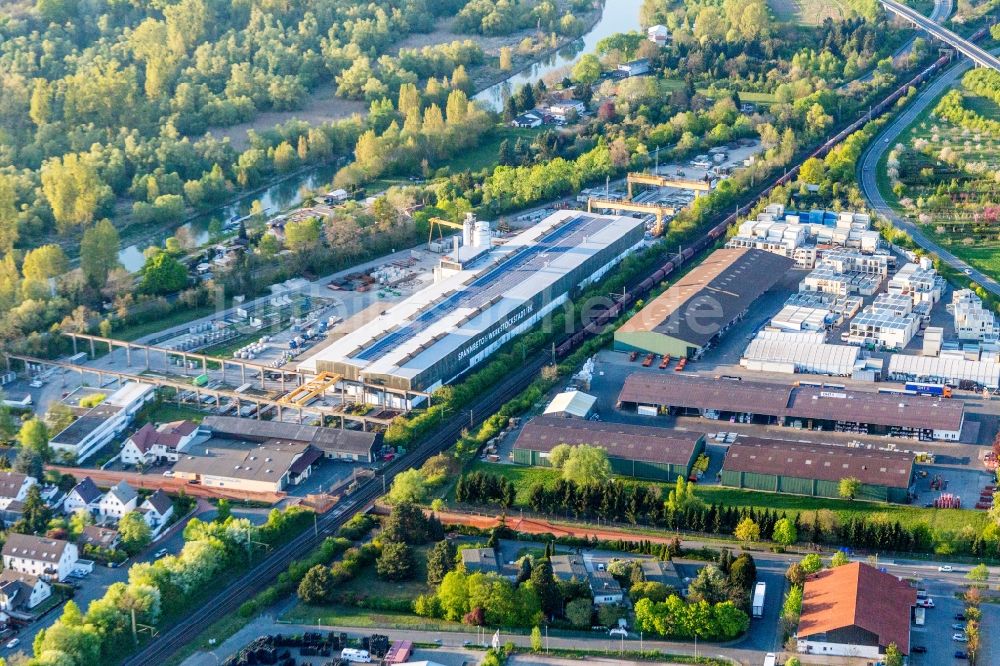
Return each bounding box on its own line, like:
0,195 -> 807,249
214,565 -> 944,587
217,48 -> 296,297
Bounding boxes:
118,0 -> 646,271
474,0 -> 646,111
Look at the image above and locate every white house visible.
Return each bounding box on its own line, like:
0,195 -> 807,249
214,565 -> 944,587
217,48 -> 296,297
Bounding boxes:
511,112 -> 543,128
548,101 -> 585,121
617,59 -> 650,77
140,490 -> 174,535
97,481 -> 138,521
647,24 -> 669,45
0,570 -> 51,618
49,382 -> 156,463
120,420 -> 198,466
63,477 -> 103,516
2,534 -> 79,582
0,472 -> 36,511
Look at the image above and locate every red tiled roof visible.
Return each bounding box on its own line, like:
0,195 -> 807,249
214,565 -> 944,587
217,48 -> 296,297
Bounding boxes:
798,562 -> 916,654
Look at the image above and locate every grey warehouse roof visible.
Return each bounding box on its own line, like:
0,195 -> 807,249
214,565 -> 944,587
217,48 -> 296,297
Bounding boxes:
514,415 -> 703,465
201,415 -> 379,457
617,248 -> 794,347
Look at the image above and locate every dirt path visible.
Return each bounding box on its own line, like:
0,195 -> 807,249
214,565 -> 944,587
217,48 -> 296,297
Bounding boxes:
431,509 -> 681,544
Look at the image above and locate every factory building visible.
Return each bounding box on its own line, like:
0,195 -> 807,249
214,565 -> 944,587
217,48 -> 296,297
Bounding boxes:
950,289 -> 998,342
720,437 -> 914,503
800,266 -> 882,297
299,211 -> 644,406
617,373 -> 964,441
614,248 -> 793,359
511,415 -> 705,482
846,304 -> 920,350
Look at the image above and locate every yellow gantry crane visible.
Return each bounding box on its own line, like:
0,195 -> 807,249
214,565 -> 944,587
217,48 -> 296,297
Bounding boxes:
428,216 -> 465,245
280,371 -> 342,407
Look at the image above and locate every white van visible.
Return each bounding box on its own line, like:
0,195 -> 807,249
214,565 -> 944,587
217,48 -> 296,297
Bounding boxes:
341,649 -> 372,663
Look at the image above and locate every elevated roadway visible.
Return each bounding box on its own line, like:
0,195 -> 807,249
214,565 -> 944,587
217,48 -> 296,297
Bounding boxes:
881,0 -> 1000,71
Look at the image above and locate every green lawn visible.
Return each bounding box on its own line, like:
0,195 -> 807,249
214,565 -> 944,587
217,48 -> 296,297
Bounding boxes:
333,544 -> 433,605
140,401 -> 208,424
281,604 -> 461,631
768,0 -> 850,24
445,126 -> 543,174
459,462 -> 989,535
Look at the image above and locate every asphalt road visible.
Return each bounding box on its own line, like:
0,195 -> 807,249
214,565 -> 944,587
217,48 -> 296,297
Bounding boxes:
858,47 -> 1000,299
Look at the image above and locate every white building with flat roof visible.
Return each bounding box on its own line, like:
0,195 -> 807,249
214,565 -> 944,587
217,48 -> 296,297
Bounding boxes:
49,382 -> 155,463
888,260 -> 944,306
847,306 -> 919,350
951,289 -> 998,342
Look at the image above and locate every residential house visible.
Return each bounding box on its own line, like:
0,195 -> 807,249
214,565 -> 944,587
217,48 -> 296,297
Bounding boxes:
511,112 -> 543,128
139,490 -> 174,535
2,534 -> 79,582
548,101 -> 585,122
589,570 -> 624,605
617,59 -> 651,77
63,477 -> 103,515
0,571 -> 51,619
98,481 -> 139,521
550,554 -> 588,582
79,525 -> 121,552
638,559 -> 684,592
460,548 -> 500,575
0,472 -> 36,511
647,24 -> 669,45
797,562 -> 916,658
120,420 -> 198,466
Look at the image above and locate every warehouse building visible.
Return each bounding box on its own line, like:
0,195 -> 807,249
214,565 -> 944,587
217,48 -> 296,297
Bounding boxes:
846,304 -> 919,350
300,211 -> 644,406
741,330 -> 862,376
617,373 -> 964,441
614,248 -> 793,359
887,354 -> 1000,390
720,437 -> 914,502
797,563 -> 916,658
512,415 -> 705,481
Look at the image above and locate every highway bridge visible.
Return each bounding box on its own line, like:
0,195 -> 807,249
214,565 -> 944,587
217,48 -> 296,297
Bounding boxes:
881,0 -> 1000,71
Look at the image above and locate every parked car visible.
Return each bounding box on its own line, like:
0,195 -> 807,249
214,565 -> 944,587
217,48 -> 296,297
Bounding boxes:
154,548 -> 169,559
5,639 -> 18,649
952,623 -> 966,630
955,613 -> 966,621
955,651 -> 968,659
917,598 -> 934,608
938,565 -> 954,572
911,646 -> 926,654
952,633 -> 968,642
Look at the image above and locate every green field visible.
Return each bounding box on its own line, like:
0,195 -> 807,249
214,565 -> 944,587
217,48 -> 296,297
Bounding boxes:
139,401 -> 208,424
333,544 -> 434,604
115,305 -> 217,342
459,462 -> 989,536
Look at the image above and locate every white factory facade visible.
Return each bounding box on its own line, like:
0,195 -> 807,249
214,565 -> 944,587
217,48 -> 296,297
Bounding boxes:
299,211 -> 645,407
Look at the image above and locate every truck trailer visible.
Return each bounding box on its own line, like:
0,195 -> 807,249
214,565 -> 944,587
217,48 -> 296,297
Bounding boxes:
752,581 -> 766,618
